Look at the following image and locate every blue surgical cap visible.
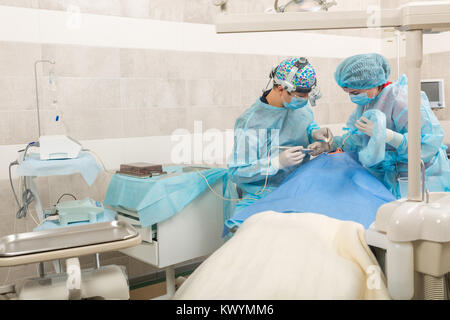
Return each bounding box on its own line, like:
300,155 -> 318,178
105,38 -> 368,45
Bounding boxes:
334,53 -> 391,90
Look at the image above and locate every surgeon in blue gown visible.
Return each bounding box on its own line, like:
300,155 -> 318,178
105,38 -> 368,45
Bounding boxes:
226,57 -> 333,221
333,53 -> 450,198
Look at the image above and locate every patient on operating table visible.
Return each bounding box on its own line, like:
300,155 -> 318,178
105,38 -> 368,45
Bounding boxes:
225,151 -> 395,234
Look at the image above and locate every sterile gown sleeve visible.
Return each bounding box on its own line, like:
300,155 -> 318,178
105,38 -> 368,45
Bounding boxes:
392,92 -> 445,164
227,128 -> 280,185
305,107 -> 320,144
333,108 -> 368,152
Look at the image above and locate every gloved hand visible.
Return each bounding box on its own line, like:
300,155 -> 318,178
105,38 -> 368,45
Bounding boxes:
307,141 -> 332,157
356,116 -> 404,148
271,146 -> 306,169
355,116 -> 374,136
386,128 -> 404,149
311,127 -> 333,142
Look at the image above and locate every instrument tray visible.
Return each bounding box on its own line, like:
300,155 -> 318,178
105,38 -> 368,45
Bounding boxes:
0,221 -> 138,257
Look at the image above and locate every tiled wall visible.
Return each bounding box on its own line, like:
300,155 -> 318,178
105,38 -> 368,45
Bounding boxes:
0,0 -> 389,23
389,52 -> 450,121
413,52 -> 450,121
1,41 -> 362,146
0,0 -> 448,287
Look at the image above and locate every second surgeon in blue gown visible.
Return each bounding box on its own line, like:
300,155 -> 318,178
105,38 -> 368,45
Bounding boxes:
333,53 -> 450,198
226,57 -> 333,218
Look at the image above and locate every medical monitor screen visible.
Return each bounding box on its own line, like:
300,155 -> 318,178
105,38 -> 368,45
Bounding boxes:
421,81 -> 440,102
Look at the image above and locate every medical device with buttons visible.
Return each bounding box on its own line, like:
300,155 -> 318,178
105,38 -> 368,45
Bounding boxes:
47,198 -> 105,227
421,79 -> 445,109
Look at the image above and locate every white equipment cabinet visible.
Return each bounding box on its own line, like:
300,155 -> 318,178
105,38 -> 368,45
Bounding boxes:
114,177 -> 224,299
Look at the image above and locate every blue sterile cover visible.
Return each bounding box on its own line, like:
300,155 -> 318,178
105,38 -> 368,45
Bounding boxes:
226,152 -> 395,230
104,166 -> 227,227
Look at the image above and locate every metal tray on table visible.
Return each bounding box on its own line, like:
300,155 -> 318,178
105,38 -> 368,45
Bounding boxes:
0,221 -> 138,257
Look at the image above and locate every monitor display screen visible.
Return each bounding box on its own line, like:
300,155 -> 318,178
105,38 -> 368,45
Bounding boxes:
421,81 -> 440,102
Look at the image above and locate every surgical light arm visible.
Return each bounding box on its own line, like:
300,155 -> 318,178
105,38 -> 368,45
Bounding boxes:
215,2 -> 450,34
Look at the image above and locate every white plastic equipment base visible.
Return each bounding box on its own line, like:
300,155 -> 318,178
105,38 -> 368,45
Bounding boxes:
18,265 -> 129,300
366,192 -> 450,300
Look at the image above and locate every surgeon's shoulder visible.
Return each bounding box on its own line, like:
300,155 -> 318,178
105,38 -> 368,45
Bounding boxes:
379,77 -> 407,109
389,74 -> 408,97
233,101 -> 262,130
297,105 -> 315,119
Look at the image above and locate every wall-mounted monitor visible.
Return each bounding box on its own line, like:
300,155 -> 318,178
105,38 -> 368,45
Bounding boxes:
421,79 -> 445,109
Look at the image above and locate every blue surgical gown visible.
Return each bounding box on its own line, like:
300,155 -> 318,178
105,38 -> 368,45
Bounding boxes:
334,74 -> 450,198
227,95 -> 320,214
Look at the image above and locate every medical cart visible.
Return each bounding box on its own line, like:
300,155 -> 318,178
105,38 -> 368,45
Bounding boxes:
105,166 -> 226,299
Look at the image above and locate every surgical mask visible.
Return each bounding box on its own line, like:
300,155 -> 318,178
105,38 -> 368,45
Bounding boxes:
283,96 -> 309,110
349,92 -> 376,106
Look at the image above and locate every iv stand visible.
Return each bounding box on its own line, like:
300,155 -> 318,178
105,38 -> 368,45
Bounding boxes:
34,60 -> 56,138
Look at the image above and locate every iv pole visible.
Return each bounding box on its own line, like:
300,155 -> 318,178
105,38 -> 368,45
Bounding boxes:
34,59 -> 56,138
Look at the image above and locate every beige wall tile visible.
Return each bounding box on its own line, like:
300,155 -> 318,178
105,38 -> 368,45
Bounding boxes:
398,53 -> 450,121
0,178 -> 22,215
120,78 -> 156,108
0,77 -> 36,111
42,78 -> 121,110
42,44 -> 120,78
121,78 -> 187,108
152,79 -> 188,107
152,107 -> 188,135
231,80 -> 241,107
0,42 -> 41,77
0,110 -> 39,144
0,0 -> 38,8
181,52 -> 234,81
328,102 -> 355,124
182,0 -> 219,24
42,108 -> 125,140
381,0 -> 437,10
39,0 -> 122,16
119,0 -> 150,19
122,108 -> 148,137
120,49 -> 170,79
185,79 -> 232,107
226,0 -> 272,14
123,107 -> 188,137
239,79 -> 267,107
219,106 -> 247,131
311,103 -> 330,125
429,52 -> 450,80
239,54 -> 278,81
184,106 -> 226,133
148,0 -> 184,22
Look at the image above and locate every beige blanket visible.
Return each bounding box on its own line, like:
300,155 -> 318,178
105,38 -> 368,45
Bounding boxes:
174,211 -> 390,300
